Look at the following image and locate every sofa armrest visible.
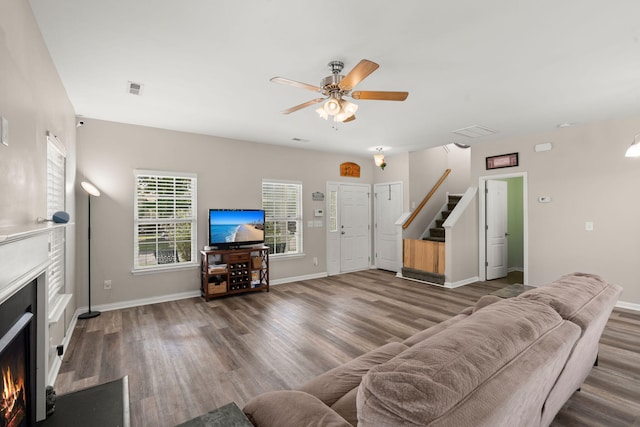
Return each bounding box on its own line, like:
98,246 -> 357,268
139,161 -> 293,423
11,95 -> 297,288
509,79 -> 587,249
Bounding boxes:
243,390 -> 352,427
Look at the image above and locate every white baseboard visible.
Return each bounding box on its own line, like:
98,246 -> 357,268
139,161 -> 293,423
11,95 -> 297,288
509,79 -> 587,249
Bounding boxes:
397,271 -> 478,289
75,289 -> 201,315
616,301 -> 640,312
444,276 -> 480,289
48,312 -> 79,385
270,272 -> 328,285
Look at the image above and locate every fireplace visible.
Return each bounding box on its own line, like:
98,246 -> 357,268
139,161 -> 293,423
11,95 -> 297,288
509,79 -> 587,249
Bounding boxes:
0,231 -> 49,423
0,280 -> 37,427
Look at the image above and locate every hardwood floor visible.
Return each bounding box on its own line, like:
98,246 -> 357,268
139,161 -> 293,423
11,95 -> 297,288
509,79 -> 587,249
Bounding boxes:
54,270 -> 640,426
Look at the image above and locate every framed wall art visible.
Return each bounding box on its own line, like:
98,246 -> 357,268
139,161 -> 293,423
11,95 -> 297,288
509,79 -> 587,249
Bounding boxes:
486,152 -> 518,170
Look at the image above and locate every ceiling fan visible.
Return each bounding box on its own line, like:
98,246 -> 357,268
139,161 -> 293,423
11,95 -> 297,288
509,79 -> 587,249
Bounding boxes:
271,59 -> 409,123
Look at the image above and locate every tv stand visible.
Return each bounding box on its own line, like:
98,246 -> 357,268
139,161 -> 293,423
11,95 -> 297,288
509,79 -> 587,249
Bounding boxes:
200,246 -> 269,301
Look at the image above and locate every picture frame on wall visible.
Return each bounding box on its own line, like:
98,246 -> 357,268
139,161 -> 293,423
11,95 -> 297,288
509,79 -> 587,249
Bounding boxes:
486,152 -> 518,170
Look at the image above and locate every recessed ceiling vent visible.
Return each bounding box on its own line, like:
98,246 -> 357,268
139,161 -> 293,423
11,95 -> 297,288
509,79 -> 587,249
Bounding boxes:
452,125 -> 497,138
127,81 -> 144,96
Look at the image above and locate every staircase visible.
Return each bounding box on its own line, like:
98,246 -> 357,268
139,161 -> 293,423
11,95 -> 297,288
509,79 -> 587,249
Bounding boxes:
423,195 -> 462,243
402,194 -> 462,285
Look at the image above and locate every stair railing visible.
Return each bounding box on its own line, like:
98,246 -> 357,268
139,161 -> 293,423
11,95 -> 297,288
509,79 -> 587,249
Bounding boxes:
402,169 -> 451,230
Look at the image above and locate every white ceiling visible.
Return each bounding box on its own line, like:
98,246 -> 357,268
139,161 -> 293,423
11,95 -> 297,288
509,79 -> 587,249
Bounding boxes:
28,0 -> 640,156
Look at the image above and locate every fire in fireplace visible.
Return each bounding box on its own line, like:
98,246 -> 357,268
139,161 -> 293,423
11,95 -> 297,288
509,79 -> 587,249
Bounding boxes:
0,313 -> 32,427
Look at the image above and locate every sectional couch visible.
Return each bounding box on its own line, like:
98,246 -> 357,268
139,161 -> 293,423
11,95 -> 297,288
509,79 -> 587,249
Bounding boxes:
243,273 -> 622,427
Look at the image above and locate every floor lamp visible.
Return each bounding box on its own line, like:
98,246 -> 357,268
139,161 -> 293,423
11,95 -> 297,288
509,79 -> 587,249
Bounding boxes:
78,181 -> 101,319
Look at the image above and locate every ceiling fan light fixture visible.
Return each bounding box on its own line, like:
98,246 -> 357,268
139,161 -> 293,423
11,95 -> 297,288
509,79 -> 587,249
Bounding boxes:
316,107 -> 328,120
324,96 -> 341,115
341,100 -> 358,115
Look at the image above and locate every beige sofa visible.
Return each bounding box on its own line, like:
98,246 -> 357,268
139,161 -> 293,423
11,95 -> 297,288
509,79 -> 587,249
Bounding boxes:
243,273 -> 622,427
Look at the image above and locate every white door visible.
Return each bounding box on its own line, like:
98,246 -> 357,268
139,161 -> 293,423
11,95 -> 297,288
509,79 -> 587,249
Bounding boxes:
341,184 -> 370,272
486,180 -> 508,280
374,182 -> 403,272
326,183 -> 371,274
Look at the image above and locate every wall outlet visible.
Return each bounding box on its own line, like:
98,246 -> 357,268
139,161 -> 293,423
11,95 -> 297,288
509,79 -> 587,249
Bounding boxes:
104,279 -> 112,290
313,257 -> 318,266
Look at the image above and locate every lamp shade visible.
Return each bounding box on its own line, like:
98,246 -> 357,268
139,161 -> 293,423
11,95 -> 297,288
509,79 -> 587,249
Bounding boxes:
81,181 -> 101,197
625,139 -> 640,157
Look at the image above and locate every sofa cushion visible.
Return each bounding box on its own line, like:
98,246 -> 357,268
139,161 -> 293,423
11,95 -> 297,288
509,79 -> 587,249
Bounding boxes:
473,294 -> 503,311
297,341 -> 408,407
519,272 -> 622,329
402,314 -> 469,346
357,298 -> 573,426
329,387 -> 358,426
243,390 -> 352,427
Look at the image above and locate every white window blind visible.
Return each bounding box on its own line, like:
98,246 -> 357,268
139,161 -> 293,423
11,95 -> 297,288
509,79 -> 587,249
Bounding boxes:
46,134 -> 66,304
262,180 -> 303,256
134,170 -> 197,271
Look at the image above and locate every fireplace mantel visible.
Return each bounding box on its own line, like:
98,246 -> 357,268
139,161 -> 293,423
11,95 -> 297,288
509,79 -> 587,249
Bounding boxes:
0,225 -> 54,421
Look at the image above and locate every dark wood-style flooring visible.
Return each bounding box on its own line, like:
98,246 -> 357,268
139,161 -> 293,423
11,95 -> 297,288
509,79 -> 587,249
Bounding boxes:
54,270 -> 640,426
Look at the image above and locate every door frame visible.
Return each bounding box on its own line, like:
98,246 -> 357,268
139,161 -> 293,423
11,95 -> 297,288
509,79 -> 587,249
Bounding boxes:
478,172 -> 528,285
326,181 -> 372,275
485,179 -> 508,280
373,181 -> 404,272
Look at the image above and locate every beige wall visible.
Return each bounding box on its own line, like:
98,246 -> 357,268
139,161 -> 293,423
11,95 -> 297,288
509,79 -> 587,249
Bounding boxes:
1,0 -> 77,366
471,115 -> 640,305
76,118 -> 375,305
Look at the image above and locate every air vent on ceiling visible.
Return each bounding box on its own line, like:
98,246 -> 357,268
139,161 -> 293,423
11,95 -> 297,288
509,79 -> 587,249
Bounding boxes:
452,125 -> 497,138
127,81 -> 144,96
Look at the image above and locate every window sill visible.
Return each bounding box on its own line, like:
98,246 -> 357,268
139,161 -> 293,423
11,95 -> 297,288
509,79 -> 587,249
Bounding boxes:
270,253 -> 306,261
48,293 -> 72,325
131,262 -> 199,275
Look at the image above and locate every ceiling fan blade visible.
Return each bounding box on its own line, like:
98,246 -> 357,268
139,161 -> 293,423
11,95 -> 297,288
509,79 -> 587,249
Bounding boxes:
270,77 -> 321,92
343,115 -> 356,123
339,59 -> 379,91
351,91 -> 409,101
281,98 -> 325,114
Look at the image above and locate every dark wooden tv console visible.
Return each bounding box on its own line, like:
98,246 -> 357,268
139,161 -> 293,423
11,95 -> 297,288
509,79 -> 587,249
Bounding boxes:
200,246 -> 269,301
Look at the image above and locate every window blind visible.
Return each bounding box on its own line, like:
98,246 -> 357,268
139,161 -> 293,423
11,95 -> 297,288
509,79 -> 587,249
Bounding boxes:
262,180 -> 303,255
46,135 -> 66,303
134,171 -> 197,270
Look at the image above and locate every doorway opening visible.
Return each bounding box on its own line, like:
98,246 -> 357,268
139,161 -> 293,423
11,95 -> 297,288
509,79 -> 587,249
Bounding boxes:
478,172 -> 528,285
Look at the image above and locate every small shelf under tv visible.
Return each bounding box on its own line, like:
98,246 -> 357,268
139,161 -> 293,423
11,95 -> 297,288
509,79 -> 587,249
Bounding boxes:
200,246 -> 269,301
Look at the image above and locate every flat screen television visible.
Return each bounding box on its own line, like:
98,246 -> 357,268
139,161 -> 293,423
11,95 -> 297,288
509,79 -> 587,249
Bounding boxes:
208,209 -> 265,248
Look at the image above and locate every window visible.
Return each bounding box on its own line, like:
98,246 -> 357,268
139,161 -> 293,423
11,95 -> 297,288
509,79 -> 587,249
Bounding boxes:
262,180 -> 303,256
134,170 -> 197,271
46,134 -> 66,305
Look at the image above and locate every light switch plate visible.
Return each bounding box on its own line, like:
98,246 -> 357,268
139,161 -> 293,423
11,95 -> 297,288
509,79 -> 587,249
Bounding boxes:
1,117 -> 7,146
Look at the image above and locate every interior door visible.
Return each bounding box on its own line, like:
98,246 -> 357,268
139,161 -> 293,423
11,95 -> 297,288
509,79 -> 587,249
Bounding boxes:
374,182 -> 403,272
340,184 -> 370,272
486,179 -> 508,280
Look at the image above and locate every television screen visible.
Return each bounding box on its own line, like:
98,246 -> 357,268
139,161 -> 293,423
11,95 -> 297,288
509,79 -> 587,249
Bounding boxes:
208,209 -> 265,247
